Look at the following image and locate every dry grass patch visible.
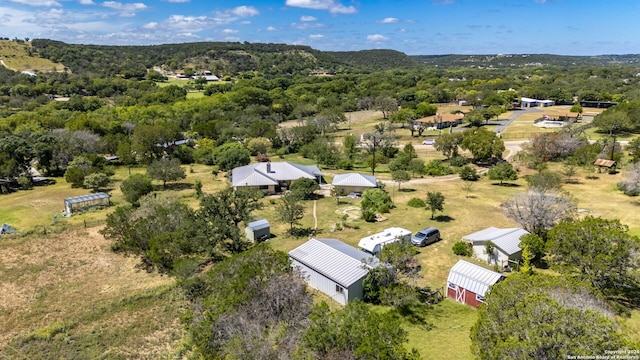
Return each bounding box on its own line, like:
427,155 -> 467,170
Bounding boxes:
0,226 -> 184,359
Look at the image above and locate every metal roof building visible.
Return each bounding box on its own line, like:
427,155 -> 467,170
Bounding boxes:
447,259 -> 505,308
289,238 -> 377,305
245,219 -> 270,242
463,227 -> 529,266
64,192 -> 110,215
332,173 -> 377,194
231,162 -> 322,194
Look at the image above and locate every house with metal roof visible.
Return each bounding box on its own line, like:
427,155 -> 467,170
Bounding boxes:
231,162 -> 322,194
332,173 -> 377,194
447,259 -> 505,307
289,238 -> 378,305
463,227 -> 529,266
414,112 -> 464,130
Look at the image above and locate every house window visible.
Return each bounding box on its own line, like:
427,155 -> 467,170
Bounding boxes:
476,294 -> 485,303
335,284 -> 344,294
259,185 -> 269,190
447,282 -> 457,290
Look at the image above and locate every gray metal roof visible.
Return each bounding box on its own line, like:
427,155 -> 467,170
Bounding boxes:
246,219 -> 270,231
332,173 -> 377,188
64,192 -> 110,205
447,259 -> 504,297
232,162 -> 321,187
463,227 -> 528,255
289,238 -> 373,287
316,238 -> 380,268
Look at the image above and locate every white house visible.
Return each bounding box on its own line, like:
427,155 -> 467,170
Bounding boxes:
463,227 -> 529,266
520,97 -> 555,108
231,162 -> 322,194
289,238 -> 378,305
358,227 -> 412,256
332,173 -> 377,194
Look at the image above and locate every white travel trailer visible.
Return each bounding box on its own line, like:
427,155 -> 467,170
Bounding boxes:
358,227 -> 412,256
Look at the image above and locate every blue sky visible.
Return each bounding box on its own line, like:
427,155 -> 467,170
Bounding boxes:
0,0 -> 638,55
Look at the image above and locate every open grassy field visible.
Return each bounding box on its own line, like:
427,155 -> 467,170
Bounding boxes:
0,40 -> 65,72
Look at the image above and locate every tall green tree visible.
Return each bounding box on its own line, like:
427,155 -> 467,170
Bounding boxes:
471,274 -> 626,360
547,216 -> 640,295
487,162 -> 518,185
120,173 -> 153,205
425,191 -> 445,220
461,127 -> 505,163
276,191 -> 305,233
146,157 -> 186,188
434,132 -> 463,159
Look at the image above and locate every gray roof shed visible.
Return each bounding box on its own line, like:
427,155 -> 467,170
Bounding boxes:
64,192 -> 110,205
463,227 -> 529,255
332,173 -> 377,188
247,219 -> 270,231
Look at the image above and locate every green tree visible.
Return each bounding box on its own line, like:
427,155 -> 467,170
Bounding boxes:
415,102 -> 438,117
276,191 -> 305,233
524,169 -> 562,191
519,233 -> 545,261
146,157 -> 186,188
362,122 -> 397,175
246,137 -> 271,156
593,108 -> 634,135
452,241 -> 472,256
461,127 -> 505,163
425,191 -> 445,220
83,172 -> 109,192
391,170 -> 411,190
290,177 -> 319,200
361,188 -> 393,220
64,155 -> 93,187
215,145 -> 251,172
303,300 -> 420,359
471,274 -> 626,360
547,216 -> 640,295
120,173 -> 153,205
459,166 -> 479,181
487,162 -> 518,185
570,104 -> 583,114
434,132 -> 462,159
342,134 -> 359,160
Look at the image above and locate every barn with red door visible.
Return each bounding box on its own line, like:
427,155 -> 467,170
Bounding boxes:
446,260 -> 505,308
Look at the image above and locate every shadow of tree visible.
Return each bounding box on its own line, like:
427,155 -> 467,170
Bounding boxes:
434,215 -> 454,222
163,182 -> 194,191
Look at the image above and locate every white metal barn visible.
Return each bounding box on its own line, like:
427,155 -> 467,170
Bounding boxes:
289,238 -> 378,305
358,227 -> 412,256
463,227 -> 529,267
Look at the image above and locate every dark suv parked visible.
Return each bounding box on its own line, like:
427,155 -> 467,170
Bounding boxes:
411,227 -> 441,247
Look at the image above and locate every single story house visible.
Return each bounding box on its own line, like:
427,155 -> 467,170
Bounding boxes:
289,238 -> 379,305
463,227 -> 529,266
231,162 -> 322,194
332,173 -> 377,194
245,219 -> 270,242
520,97 -> 555,108
414,113 -> 464,130
447,259 -> 505,307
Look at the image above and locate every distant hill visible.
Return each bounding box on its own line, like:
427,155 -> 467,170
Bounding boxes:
411,54 -> 640,68
327,49 -> 418,70
0,40 -> 64,73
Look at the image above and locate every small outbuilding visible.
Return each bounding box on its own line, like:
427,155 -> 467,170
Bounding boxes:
463,227 -> 529,267
289,238 -> 378,305
332,173 -> 377,194
64,192 -> 110,215
1,224 -> 16,235
245,219 -> 270,242
447,259 -> 505,308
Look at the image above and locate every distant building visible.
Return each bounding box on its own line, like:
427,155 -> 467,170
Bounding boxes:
579,100 -> 618,109
245,219 -> 270,242
332,173 -> 377,194
520,97 -> 555,107
414,112 -> 465,129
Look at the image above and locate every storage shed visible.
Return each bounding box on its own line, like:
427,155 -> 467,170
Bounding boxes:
463,227 -> 529,266
332,173 -> 377,194
245,219 -> 270,242
64,192 -> 110,215
447,259 -> 505,308
289,238 -> 378,305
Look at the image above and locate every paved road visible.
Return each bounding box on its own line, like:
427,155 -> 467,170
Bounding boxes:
493,107 -> 543,134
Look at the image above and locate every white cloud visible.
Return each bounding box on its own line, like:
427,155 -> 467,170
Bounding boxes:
379,17 -> 398,24
309,34 -> 324,39
285,0 -> 356,14
266,26 -> 277,31
291,22 -> 324,30
231,5 -> 259,17
300,15 -> 317,21
142,21 -> 157,29
9,0 -> 61,6
225,36 -> 240,41
165,15 -> 208,30
102,1 -> 147,17
367,34 -> 388,42
222,28 -> 238,34
79,0 -> 95,4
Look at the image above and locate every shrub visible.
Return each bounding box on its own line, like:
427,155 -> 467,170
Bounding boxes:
255,153 -> 270,162
17,175 -> 32,189
361,188 -> 393,216
424,159 -> 453,176
337,158 -> 354,170
449,155 -> 468,167
452,241 -> 473,256
459,166 -> 479,181
407,197 -> 426,208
